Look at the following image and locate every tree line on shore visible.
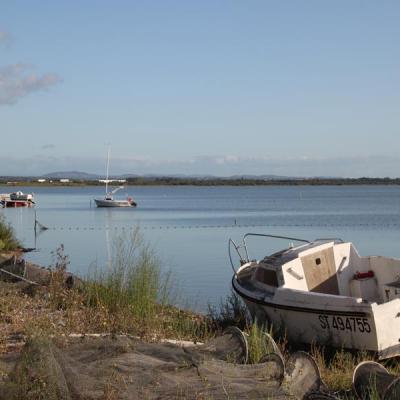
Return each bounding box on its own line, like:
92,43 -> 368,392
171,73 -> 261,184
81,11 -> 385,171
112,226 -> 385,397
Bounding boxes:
1,176 -> 400,186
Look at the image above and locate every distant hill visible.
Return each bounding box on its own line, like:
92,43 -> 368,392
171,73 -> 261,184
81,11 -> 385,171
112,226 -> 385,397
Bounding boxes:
41,171 -> 296,180
224,174 -> 298,180
133,174 -> 296,180
42,171 -> 101,180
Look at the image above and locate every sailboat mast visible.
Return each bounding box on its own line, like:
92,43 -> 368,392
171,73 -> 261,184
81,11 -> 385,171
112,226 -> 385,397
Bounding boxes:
105,147 -> 110,195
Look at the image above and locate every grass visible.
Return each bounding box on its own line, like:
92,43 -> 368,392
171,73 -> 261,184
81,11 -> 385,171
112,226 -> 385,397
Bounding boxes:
84,230 -> 166,321
246,321 -> 279,364
42,229 -> 212,341
311,344 -> 400,395
0,215 -> 20,251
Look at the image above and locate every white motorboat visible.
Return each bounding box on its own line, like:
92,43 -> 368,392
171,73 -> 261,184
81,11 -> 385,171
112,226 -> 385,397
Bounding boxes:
94,186 -> 136,208
94,149 -> 137,208
230,233 -> 400,359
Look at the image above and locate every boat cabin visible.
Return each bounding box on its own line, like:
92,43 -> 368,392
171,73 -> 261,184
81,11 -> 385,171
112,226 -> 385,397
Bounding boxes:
239,240 -> 400,305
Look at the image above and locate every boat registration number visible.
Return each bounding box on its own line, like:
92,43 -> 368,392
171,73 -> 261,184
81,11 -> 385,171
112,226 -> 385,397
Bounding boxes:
318,315 -> 371,333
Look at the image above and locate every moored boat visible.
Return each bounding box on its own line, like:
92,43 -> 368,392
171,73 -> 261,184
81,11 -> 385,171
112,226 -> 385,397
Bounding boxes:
94,148 -> 137,208
1,191 -> 35,207
10,191 -> 34,202
94,187 -> 137,208
230,233 -> 400,359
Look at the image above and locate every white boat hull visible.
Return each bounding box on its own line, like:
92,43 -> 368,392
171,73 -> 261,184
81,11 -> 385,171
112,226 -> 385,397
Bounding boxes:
94,199 -> 135,207
234,282 -> 400,359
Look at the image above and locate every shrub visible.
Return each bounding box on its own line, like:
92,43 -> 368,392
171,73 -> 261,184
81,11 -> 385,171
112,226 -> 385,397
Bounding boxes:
0,215 -> 20,251
83,228 -> 174,332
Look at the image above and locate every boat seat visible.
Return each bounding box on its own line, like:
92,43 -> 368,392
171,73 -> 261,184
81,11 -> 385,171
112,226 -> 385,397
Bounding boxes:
254,266 -> 279,287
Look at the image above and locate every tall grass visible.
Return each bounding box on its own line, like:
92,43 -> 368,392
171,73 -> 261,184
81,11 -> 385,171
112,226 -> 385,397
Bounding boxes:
0,215 -> 20,251
246,321 -> 282,364
84,229 -> 167,324
82,228 -> 210,339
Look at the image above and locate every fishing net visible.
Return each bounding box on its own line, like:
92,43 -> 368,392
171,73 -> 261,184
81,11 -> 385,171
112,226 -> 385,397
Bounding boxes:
352,360 -> 400,400
1,329 -> 292,400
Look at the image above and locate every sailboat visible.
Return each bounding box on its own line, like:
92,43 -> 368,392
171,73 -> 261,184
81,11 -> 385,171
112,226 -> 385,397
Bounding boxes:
94,149 -> 137,208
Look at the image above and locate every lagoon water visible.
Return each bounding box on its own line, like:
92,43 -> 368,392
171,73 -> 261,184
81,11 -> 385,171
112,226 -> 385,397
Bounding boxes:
1,185 -> 400,311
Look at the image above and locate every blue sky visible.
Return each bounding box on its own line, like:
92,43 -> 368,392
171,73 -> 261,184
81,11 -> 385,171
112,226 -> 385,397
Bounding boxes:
1,1 -> 399,177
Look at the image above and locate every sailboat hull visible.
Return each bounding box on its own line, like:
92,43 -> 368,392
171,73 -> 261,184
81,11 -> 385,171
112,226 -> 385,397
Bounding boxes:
94,199 -> 136,207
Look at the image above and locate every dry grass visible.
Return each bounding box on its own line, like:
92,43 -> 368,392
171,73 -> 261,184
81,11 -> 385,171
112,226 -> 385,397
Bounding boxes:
0,278 -> 209,347
311,344 -> 400,394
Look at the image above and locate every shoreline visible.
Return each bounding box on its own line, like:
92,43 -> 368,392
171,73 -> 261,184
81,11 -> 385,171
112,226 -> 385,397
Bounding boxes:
1,177 -> 400,187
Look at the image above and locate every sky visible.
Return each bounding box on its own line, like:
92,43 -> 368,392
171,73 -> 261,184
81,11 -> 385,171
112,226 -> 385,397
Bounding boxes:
0,1 -> 399,177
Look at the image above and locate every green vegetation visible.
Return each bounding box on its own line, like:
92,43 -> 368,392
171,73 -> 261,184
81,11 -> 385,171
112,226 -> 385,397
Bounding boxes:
125,176 -> 400,186
83,230 -> 173,333
2,176 -> 400,186
246,322 -> 275,364
0,215 -> 20,251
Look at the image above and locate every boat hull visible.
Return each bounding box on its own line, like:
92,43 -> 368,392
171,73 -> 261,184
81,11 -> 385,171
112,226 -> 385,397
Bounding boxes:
94,199 -> 135,208
1,200 -> 34,207
233,279 -> 400,359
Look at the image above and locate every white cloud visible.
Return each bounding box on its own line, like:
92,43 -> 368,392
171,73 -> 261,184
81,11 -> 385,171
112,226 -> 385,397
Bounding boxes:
0,63 -> 62,105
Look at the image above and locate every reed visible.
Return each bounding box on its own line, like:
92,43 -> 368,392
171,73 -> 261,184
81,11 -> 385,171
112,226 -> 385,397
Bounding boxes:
246,322 -> 269,364
81,228 -> 210,339
82,229 -> 165,328
0,215 -> 20,251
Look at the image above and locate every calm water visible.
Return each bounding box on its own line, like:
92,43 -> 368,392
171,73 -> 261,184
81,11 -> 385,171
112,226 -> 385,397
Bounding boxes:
1,185 -> 400,311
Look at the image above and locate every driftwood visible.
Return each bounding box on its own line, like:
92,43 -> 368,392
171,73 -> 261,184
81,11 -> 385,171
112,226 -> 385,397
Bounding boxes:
0,258 -> 81,289
0,267 -> 39,285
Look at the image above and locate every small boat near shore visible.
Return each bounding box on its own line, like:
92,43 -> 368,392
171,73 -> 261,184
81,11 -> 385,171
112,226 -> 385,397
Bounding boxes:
1,191 -> 35,208
229,233 -> 400,359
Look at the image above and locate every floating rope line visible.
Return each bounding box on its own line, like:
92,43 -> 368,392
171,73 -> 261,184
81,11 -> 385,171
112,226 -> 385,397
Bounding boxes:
28,222 -> 400,231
